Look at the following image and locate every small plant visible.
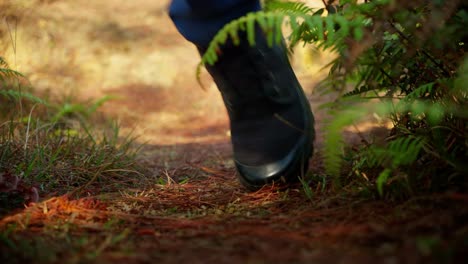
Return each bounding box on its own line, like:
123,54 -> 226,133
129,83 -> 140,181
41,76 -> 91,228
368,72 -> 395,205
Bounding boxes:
299,176 -> 314,201
50,95 -> 115,124
0,56 -> 146,215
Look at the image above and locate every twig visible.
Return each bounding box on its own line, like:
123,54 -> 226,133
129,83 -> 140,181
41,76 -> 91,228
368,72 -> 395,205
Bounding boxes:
67,164 -> 110,198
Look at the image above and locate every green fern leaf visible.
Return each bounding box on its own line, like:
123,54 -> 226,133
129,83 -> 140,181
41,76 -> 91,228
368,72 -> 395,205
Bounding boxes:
376,168 -> 391,196
265,0 -> 314,14
406,82 -> 435,100
275,15 -> 284,45
0,89 -> 47,105
325,15 -> 336,45
246,13 -> 257,46
353,27 -> 364,41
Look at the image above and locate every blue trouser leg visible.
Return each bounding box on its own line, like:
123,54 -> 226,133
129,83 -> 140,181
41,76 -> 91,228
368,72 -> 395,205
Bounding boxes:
168,0 -> 261,47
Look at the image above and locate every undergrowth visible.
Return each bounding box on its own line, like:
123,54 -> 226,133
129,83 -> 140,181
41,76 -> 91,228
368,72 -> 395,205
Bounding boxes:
0,54 -> 145,215
199,0 -> 468,199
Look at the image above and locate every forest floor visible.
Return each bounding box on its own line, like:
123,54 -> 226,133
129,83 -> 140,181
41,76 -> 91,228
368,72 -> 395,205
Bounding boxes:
0,0 -> 467,263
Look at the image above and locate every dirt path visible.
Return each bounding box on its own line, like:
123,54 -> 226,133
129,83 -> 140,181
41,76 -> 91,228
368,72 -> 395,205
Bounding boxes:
1,1 -> 467,263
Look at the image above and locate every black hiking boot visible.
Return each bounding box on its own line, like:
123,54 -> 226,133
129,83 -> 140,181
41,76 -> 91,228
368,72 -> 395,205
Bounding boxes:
199,29 -> 315,190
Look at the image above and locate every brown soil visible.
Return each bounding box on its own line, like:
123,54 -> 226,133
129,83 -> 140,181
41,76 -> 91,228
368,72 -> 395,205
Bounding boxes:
1,1 -> 467,263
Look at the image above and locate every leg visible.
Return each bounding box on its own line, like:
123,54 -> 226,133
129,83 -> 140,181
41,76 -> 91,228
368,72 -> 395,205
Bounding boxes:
169,0 -> 315,190
169,0 -> 261,47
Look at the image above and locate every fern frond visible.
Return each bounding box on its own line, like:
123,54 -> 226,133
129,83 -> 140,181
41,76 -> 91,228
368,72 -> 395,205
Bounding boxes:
196,11 -> 285,87
0,57 -> 24,82
0,57 -> 46,105
364,136 -> 426,196
264,0 -> 315,14
0,56 -> 9,67
323,106 -> 369,178
196,8 -> 368,87
343,84 -> 378,97
367,136 -> 426,168
0,89 -> 47,105
0,67 -> 24,81
405,82 -> 435,100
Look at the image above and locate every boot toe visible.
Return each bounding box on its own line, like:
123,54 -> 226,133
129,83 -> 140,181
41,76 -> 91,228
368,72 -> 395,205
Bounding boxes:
235,135 -> 312,190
